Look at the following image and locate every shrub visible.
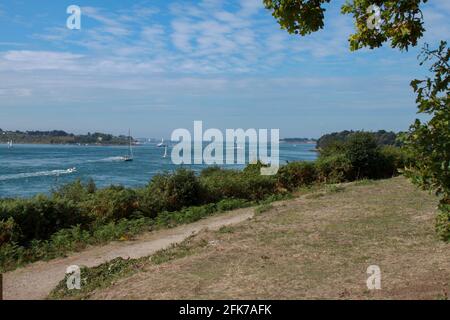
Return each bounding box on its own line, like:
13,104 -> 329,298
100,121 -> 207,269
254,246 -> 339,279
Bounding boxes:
277,161 -> 318,190
378,146 -> 413,178
88,187 -> 139,223
242,161 -> 269,175
49,225 -> 91,252
199,166 -> 223,178
318,140 -> 347,158
316,153 -> 353,183
0,242 -> 26,272
317,132 -> 402,181
0,196 -> 87,245
91,218 -> 151,242
52,179 -> 92,203
344,132 -> 382,179
141,169 -> 202,216
0,218 -> 19,246
436,199 -> 450,241
200,169 -> 245,202
200,166 -> 277,201
241,173 -> 278,200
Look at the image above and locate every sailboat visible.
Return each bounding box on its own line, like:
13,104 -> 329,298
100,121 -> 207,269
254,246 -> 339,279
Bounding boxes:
157,138 -> 166,147
163,145 -> 168,158
7,140 -> 13,148
120,130 -> 134,162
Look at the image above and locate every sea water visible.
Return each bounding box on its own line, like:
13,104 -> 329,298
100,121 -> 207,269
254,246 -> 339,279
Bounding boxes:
0,143 -> 317,198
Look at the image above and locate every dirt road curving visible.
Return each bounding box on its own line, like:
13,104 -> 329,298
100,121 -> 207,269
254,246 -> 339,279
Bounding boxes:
3,208 -> 254,300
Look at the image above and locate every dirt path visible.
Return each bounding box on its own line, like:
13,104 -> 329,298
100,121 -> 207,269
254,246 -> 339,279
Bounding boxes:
3,208 -> 254,300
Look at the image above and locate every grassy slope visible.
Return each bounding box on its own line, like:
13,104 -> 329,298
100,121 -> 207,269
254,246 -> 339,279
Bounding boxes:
51,177 -> 450,300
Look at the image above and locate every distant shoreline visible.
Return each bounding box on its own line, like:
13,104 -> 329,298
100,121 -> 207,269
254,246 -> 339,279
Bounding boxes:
0,129 -> 131,146
1,142 -> 135,147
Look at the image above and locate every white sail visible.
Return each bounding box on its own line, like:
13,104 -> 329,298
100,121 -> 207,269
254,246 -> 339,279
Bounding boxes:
163,145 -> 168,158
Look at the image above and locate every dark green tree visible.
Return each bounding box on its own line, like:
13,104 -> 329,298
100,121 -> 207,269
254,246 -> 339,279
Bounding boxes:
403,42 -> 450,240
344,132 -> 381,179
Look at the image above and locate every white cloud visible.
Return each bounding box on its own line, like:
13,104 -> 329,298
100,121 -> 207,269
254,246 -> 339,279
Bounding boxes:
27,0 -> 368,76
0,51 -> 84,71
82,6 -> 130,37
238,0 -> 264,17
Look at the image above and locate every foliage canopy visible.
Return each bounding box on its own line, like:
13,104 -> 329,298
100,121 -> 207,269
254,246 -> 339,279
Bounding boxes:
263,0 -> 428,51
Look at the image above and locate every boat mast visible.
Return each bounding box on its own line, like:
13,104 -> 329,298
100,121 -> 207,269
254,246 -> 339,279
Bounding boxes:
128,129 -> 133,158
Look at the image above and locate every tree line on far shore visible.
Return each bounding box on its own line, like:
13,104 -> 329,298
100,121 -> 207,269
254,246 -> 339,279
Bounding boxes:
0,129 -> 130,145
316,130 -> 400,150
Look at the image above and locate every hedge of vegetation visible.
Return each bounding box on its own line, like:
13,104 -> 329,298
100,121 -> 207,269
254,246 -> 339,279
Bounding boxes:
316,130 -> 401,150
0,132 -> 413,271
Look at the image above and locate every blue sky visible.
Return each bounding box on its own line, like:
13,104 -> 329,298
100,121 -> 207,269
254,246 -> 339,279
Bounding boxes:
0,0 -> 449,138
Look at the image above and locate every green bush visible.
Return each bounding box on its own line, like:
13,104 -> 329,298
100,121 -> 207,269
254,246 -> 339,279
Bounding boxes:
199,165 -> 223,177
0,218 -> 19,246
52,179 -> 95,203
91,218 -> 151,242
49,225 -> 91,252
318,140 -> 347,158
436,200 -> 450,241
241,173 -> 278,200
344,132 -> 382,179
87,187 -> 139,223
242,161 -> 269,175
0,196 -> 87,245
0,242 -> 26,271
277,161 -> 318,190
317,132 -> 406,181
316,153 -> 353,183
200,166 -> 277,201
141,169 -> 202,215
200,169 -> 244,202
378,146 -> 413,178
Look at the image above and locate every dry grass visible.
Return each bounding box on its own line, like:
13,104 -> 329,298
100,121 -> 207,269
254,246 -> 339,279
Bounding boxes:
72,177 -> 450,300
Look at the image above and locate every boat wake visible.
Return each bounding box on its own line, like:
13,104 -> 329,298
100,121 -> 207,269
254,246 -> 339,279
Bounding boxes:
97,156 -> 128,162
0,168 -> 77,181
85,156 -> 126,163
